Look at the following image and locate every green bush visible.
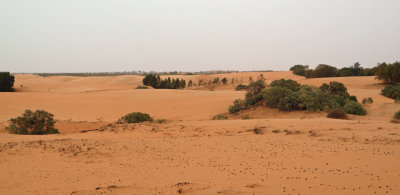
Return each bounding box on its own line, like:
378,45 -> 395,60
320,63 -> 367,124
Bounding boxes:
235,84 -> 247,91
290,65 -> 309,76
381,84 -> 400,100
244,79 -> 266,106
270,79 -> 300,91
117,112 -> 153,123
6,109 -> 59,135
0,72 -> 15,92
362,97 -> 373,104
394,111 -> 400,120
343,101 -> 366,116
319,81 -> 349,97
375,61 -> 400,84
212,114 -> 228,120
327,108 -> 348,119
262,87 -> 292,109
310,64 -> 338,78
228,99 -> 246,113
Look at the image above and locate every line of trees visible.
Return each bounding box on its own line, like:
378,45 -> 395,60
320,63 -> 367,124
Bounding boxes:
290,62 -> 375,78
142,74 -> 186,89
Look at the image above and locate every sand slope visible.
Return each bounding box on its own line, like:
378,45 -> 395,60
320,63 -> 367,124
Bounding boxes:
0,72 -> 399,194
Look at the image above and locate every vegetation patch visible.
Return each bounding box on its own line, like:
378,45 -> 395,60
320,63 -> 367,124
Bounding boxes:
143,74 -> 186,89
362,97 -> 373,104
327,108 -> 348,119
290,63 -> 374,78
381,84 -> 400,100
6,109 -> 59,135
343,101 -> 367,116
375,61 -> 400,84
212,114 -> 228,120
394,111 -> 400,120
117,112 -> 153,123
0,72 -> 15,92
135,85 -> 149,89
235,84 -> 247,91
228,78 -> 366,116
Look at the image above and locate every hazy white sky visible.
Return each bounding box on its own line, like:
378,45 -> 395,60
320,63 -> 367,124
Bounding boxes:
1,0 -> 399,73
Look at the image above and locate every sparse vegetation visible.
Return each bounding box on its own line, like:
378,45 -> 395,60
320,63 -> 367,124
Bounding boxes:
381,84 -> 400,100
6,109 -> 59,135
117,112 -> 153,123
235,84 -> 247,91
394,111 -> 400,120
212,114 -> 228,120
228,99 -> 246,113
136,85 -> 149,89
362,97 -> 373,104
343,101 -> 367,116
241,115 -> 250,120
0,72 -> 15,92
327,108 -> 348,119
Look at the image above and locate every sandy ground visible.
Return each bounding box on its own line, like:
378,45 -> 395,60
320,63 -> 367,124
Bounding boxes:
0,72 -> 399,194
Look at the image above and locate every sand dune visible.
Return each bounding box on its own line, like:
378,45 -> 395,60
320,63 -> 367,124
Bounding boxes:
0,72 -> 399,194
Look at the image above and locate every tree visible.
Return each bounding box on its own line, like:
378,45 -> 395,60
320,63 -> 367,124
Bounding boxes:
188,80 -> 193,88
375,61 -> 400,84
311,64 -> 338,78
290,65 -> 309,76
221,77 -> 227,85
0,72 -> 15,92
6,110 -> 59,134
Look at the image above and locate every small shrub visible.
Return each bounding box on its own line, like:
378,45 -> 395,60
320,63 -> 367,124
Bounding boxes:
156,119 -> 167,123
212,114 -> 228,120
343,101 -> 366,116
395,98 -> 400,104
327,108 -> 348,119
241,115 -> 250,120
235,84 -> 247,91
6,109 -> 59,135
117,112 -> 153,123
136,85 -> 149,89
0,72 -> 15,92
228,99 -> 246,113
381,84 -> 400,100
253,127 -> 264,135
394,111 -> 400,120
362,97 -> 373,104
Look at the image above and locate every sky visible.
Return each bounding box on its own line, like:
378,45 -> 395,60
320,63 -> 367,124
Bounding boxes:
0,0 -> 399,73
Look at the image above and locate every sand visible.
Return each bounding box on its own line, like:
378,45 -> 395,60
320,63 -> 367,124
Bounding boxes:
0,72 -> 399,194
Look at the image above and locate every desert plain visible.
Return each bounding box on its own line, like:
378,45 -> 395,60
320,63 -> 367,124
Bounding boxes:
0,71 -> 399,194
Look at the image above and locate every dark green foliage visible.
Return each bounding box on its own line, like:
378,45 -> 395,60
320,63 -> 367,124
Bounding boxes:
349,96 -> 358,102
270,79 -> 301,91
290,65 -> 309,76
188,80 -> 193,88
212,114 -> 228,120
6,110 -> 59,135
221,77 -> 228,85
290,62 -> 375,78
362,97 -> 373,104
310,64 -> 338,78
117,112 -> 153,123
262,87 -> 293,109
381,84 -> 400,100
244,79 -> 266,106
0,72 -> 15,92
142,74 -> 186,89
375,61 -> 400,84
394,111 -> 400,120
235,84 -> 247,91
343,101 -> 366,116
319,81 -> 350,97
327,108 -> 348,119
228,99 -> 246,113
